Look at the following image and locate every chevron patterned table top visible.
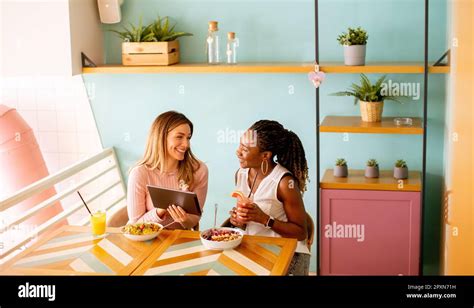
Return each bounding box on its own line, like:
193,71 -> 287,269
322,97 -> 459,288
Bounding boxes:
0,225 -> 164,275
1,226 -> 297,276
132,230 -> 297,276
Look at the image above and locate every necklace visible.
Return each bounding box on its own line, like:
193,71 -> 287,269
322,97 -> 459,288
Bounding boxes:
248,169 -> 259,198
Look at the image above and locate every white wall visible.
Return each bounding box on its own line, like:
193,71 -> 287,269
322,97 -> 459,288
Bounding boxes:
0,0 -> 121,226
1,0 -> 103,77
0,75 -> 102,173
69,0 -> 104,75
1,0 -> 72,76
0,0 -> 104,174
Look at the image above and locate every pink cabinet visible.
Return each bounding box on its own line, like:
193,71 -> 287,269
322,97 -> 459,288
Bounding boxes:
320,189 -> 421,275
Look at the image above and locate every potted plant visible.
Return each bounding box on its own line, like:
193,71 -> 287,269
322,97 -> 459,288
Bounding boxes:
393,159 -> 409,179
337,27 -> 368,66
365,159 -> 379,178
333,158 -> 348,177
331,74 -> 403,122
111,16 -> 193,66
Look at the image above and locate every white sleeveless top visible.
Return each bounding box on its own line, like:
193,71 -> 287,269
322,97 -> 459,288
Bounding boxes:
235,164 -> 310,254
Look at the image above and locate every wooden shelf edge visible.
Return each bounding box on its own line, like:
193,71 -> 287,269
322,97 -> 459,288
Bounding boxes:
320,183 -> 421,192
320,169 -> 422,192
319,116 -> 424,135
321,64 -> 449,74
82,62 -> 450,74
82,63 -> 313,74
319,126 -> 424,134
429,65 -> 450,74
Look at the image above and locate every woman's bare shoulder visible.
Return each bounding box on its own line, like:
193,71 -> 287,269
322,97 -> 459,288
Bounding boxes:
277,173 -> 302,199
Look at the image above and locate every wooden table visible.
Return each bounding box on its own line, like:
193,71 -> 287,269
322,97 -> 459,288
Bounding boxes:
0,225 -> 297,276
132,229 -> 297,275
0,225 -> 162,275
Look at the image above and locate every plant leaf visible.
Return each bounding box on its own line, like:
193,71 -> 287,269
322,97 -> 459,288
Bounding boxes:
163,16 -> 169,34
162,32 -> 193,41
383,96 -> 405,104
330,91 -> 357,97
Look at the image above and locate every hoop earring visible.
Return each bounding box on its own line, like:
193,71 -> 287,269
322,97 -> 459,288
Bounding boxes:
261,160 -> 269,175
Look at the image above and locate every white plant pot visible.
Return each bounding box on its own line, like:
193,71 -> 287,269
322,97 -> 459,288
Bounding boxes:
394,167 -> 409,179
343,45 -> 366,66
365,166 -> 379,178
333,165 -> 348,177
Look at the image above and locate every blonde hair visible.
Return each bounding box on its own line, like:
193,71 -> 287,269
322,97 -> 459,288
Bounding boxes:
135,111 -> 200,188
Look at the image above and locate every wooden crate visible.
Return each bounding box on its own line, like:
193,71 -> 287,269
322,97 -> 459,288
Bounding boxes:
122,40 -> 179,66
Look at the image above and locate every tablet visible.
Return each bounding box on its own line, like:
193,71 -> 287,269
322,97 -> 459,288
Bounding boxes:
147,185 -> 202,216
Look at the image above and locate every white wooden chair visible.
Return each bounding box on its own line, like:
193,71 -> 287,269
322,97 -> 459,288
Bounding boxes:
0,147 -> 126,264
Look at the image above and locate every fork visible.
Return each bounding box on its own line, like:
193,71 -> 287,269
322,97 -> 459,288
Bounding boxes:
213,203 -> 218,229
161,220 -> 177,229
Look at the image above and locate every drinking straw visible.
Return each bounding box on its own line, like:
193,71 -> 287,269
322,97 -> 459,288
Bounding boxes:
77,191 -> 92,215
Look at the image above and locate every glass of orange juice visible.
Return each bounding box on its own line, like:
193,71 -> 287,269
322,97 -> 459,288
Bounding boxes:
91,210 -> 106,236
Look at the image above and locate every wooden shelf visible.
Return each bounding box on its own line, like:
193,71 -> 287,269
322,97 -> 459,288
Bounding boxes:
320,62 -> 449,74
82,63 -> 313,74
320,116 -> 423,134
321,169 -> 421,192
82,62 -> 449,74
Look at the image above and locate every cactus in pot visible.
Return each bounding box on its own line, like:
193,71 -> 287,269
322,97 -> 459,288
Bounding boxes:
394,159 -> 409,179
333,158 -> 348,177
365,159 -> 379,178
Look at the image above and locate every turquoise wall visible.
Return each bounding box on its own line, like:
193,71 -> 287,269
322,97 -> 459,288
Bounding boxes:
84,0 -> 447,274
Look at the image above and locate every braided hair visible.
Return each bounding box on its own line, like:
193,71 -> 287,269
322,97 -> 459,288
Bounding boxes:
250,120 -> 309,193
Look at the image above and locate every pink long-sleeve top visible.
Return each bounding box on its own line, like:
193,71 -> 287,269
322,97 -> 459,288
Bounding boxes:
127,162 -> 208,229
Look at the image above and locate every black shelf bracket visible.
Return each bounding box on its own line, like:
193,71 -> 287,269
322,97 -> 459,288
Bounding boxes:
314,0 -> 321,276
433,49 -> 451,66
81,52 -> 97,68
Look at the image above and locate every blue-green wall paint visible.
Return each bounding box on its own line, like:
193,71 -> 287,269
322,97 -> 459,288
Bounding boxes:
84,0 -> 447,274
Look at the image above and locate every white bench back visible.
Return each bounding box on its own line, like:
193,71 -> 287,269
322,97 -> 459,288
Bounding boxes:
0,147 -> 126,263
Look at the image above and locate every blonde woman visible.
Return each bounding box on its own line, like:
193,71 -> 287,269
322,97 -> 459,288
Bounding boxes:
127,111 -> 208,229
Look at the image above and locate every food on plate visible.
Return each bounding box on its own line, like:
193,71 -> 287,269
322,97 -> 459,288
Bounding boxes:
201,228 -> 242,242
122,223 -> 161,235
200,227 -> 244,250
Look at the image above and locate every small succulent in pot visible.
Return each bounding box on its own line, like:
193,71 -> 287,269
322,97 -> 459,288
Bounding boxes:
337,26 -> 368,66
365,159 -> 379,178
334,158 -> 348,177
337,27 -> 368,46
394,159 -> 409,179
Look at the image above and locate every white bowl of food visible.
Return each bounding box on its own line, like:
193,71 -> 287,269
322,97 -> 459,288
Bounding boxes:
121,222 -> 163,241
200,227 -> 244,250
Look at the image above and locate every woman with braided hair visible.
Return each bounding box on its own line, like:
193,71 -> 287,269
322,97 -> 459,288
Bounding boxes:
229,120 -> 311,275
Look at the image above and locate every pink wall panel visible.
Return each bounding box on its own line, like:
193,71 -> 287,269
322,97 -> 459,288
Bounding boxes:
0,105 -> 66,236
321,189 -> 421,275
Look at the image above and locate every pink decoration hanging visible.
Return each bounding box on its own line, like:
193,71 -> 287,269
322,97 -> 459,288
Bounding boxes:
308,63 -> 326,88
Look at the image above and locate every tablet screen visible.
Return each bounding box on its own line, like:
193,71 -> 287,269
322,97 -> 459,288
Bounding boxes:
147,185 -> 202,216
